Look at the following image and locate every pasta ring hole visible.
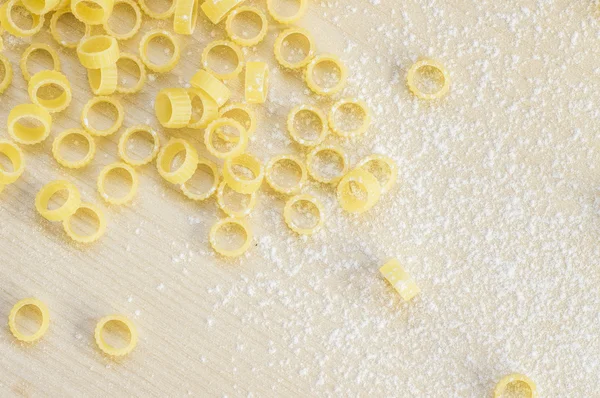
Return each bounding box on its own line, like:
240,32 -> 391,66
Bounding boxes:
10,5 -> 34,30
46,188 -> 69,211
103,166 -> 135,200
14,304 -> 43,337
142,0 -> 173,15
25,48 -> 56,79
147,34 -> 176,67
66,206 -> 101,238
230,10 -> 263,40
213,220 -> 249,252
58,133 -> 91,163
310,149 -> 345,181
184,163 -> 217,197
106,1 -> 138,36
54,12 -> 87,44
281,32 -> 311,64
75,1 -> 104,21
498,381 -> 534,398
210,124 -> 242,152
288,199 -> 321,230
205,44 -> 240,77
231,164 -> 255,180
0,153 -> 15,173
311,60 -> 342,90
123,129 -> 155,164
101,319 -> 133,351
293,109 -> 324,142
412,65 -> 446,96
86,100 -> 120,132
189,94 -> 206,124
221,108 -> 252,131
36,82 -> 66,102
269,0 -> 302,18
116,56 -> 143,89
220,183 -> 253,214
13,116 -> 47,142
332,103 -> 367,133
270,158 -> 302,190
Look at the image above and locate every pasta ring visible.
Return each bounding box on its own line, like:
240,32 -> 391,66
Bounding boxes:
406,58 -> 450,100
223,153 -> 264,194
357,154 -> 397,194
0,0 -> 44,38
81,96 -> 124,136
494,373 -> 538,398
35,180 -> 81,221
52,129 -> 96,169
0,140 -> 25,185
209,217 -> 253,257
181,158 -> 219,201
8,298 -> 50,343
379,258 -> 420,301
245,61 -> 269,104
266,0 -> 307,24
204,118 -> 248,159
305,54 -> 348,96
139,29 -> 180,73
88,64 -> 117,95
55,0 -> 70,10
138,0 -> 174,19
219,103 -> 256,142
77,35 -> 119,69
97,162 -> 139,205
328,98 -> 371,137
0,54 -> 13,96
71,0 -> 114,25
20,43 -> 61,82
103,0 -> 142,40
306,144 -> 348,184
63,202 -> 107,243
28,70 -> 72,113
200,0 -> 244,24
201,40 -> 244,80
50,8 -> 92,49
95,315 -> 138,357
265,155 -> 307,195
287,105 -> 328,147
216,181 -> 256,218
156,138 -> 198,184
336,168 -> 382,214
274,27 -> 315,69
283,194 -> 324,235
22,0 -> 59,14
155,88 -> 192,128
190,69 -> 230,107
7,103 -> 52,145
118,125 -> 160,166
225,6 -> 268,47
174,0 -> 199,35
187,88 -> 218,129
115,52 -> 146,94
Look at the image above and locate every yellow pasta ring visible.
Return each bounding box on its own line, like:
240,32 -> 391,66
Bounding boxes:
216,181 -> 256,218
63,202 -> 107,243
187,88 -> 218,129
77,35 -> 119,69
139,29 -> 180,73
138,0 -> 174,19
305,54 -> 348,96
88,64 -> 117,95
245,61 -> 268,104
225,6 -> 267,47
274,27 -> 315,69
55,0 -> 70,9
0,140 -> 25,184
223,153 -> 263,194
97,162 -> 139,205
209,216 -> 252,257
155,88 -> 192,128
71,0 -> 114,24
50,8 -> 92,49
28,70 -> 72,113
201,40 -> 244,80
287,104 -> 328,147
0,0 -> 44,37
103,0 -> 142,40
52,129 -> 96,169
115,52 -> 146,94
190,69 -> 230,107
379,258 -> 421,301
20,43 -> 61,82
328,98 -> 371,137
494,373 -> 538,398
204,118 -> 248,159
118,124 -> 160,166
336,168 -> 382,214
0,54 -> 13,95
181,158 -> 219,201
306,144 -> 348,184
283,194 -> 324,235
357,154 -> 397,194
174,0 -> 199,34
219,103 -> 256,141
81,96 -> 124,136
406,58 -> 450,100
265,154 -> 307,195
22,0 -> 59,14
35,180 -> 81,221
94,315 -> 138,357
266,0 -> 307,24
200,0 -> 244,24
7,103 -> 52,145
156,138 -> 199,184
8,298 -> 50,343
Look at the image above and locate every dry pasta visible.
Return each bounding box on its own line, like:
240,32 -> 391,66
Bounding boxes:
8,298 -> 50,343
0,0 -> 45,37
115,53 -> 147,94
305,54 -> 348,96
63,203 -> 107,243
283,194 -> 324,235
225,6 -> 268,47
118,125 -> 160,166
287,105 -> 328,147
0,54 -> 13,95
406,58 -> 450,100
201,40 -> 244,80
201,0 -> 245,24
328,98 -> 371,137
7,103 -> 52,145
223,153 -> 264,194
274,27 -> 315,69
77,35 -> 120,69
493,374 -> 538,398
50,8 -> 91,49
190,69 -> 230,107
71,0 -> 114,25
156,138 -> 199,184
88,64 -> 118,95
245,61 -> 269,104
95,315 -> 138,356
35,180 -> 81,221
28,70 -> 72,113
181,158 -> 220,201
266,0 -> 307,24
174,0 -> 199,34
52,129 -> 96,169
216,181 -> 257,218
20,43 -> 61,82
81,96 -> 124,136
97,162 -> 139,205
103,0 -> 142,40
357,155 -> 397,194
138,0 -> 175,19
336,168 -> 382,214
0,140 -> 25,185
209,217 -> 252,257
139,29 -> 180,73
187,88 -> 218,129
265,155 -> 307,195
306,144 -> 348,184
155,88 -> 192,128
204,118 -> 248,159
379,259 -> 420,301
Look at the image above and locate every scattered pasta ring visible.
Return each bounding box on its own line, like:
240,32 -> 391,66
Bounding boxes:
0,140 -> 25,184
35,180 -> 81,221
22,0 -> 59,14
71,0 -> 114,25
0,54 -> 13,95
88,64 -> 117,95
0,0 -> 45,37
190,69 -> 230,107
209,217 -> 253,257
97,162 -> 139,205
379,258 -> 420,301
266,0 -> 307,24
223,153 -> 264,194
63,202 -> 107,243
283,194 -> 324,235
204,118 -> 248,159
328,98 -> 371,137
494,374 -> 538,398
103,0 -> 142,40
216,181 -> 256,218
174,0 -> 199,35
7,103 -> 52,145
201,0 -> 244,24
138,0 -> 174,19
115,52 -> 146,94
336,168 -> 382,214
305,54 -> 348,96
8,298 -> 50,343
357,155 -> 397,194
406,58 -> 450,100
245,61 -> 269,104
139,29 -> 180,73
156,138 -> 198,184
94,315 -> 138,357
77,35 -> 120,69
287,105 -> 328,147
265,155 -> 307,195
20,43 -> 61,82
52,129 -> 96,169
225,6 -> 268,47
306,144 -> 348,184
81,96 -> 124,136
55,0 -> 70,11
219,103 -> 256,140
187,88 -> 218,129
28,70 -> 72,113
181,158 -> 219,201
201,40 -> 244,80
50,8 -> 92,49
274,27 -> 315,69
118,125 -> 160,166
155,88 -> 192,128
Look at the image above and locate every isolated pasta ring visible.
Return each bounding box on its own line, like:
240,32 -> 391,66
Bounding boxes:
35,180 -> 81,221
118,125 -> 160,166
274,27 -> 315,69
0,140 -> 25,184
201,40 -> 244,80
305,54 -> 348,96
63,202 -> 107,243
225,6 -> 268,47
209,217 -> 253,257
328,98 -> 371,137
95,315 -> 138,356
8,298 -> 50,343
336,168 -> 382,214
156,138 -> 198,184
181,158 -> 219,201
283,194 -> 324,235
406,58 -> 450,100
97,162 -> 139,205
7,103 -> 52,145
52,129 -> 96,169
265,155 -> 307,195
493,373 -> 538,398
81,96 -> 124,136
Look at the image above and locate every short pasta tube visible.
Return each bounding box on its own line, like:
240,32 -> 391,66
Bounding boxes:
71,0 -> 114,25
379,258 -> 420,302
274,27 -> 315,69
201,40 -> 244,80
95,315 -> 138,357
88,64 -> 118,96
139,29 -> 180,73
181,158 -> 220,201
156,138 -> 199,184
0,54 -> 12,95
305,54 -> 348,96
81,96 -> 124,136
7,104 -> 52,145
265,155 -> 307,195
209,217 -> 253,257
20,43 -> 61,82
245,61 -> 269,104
35,180 -> 81,221
204,118 -> 248,159
406,58 -> 450,100
336,168 -> 381,214
201,0 -> 244,24
190,69 -> 230,107
283,194 -> 324,236
306,144 -> 348,184
118,125 -> 160,166
0,140 -> 25,185
52,129 -> 96,169
77,35 -> 120,69
493,374 -> 538,398
0,0 -> 44,37
63,202 -> 107,243
223,153 -> 264,194
155,88 -> 192,128
28,70 -> 72,113
266,0 -> 307,24
8,298 -> 50,343
225,6 -> 267,47
97,162 -> 139,205
174,0 -> 199,34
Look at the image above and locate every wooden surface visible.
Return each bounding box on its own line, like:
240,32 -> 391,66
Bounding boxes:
1,0 -> 600,396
